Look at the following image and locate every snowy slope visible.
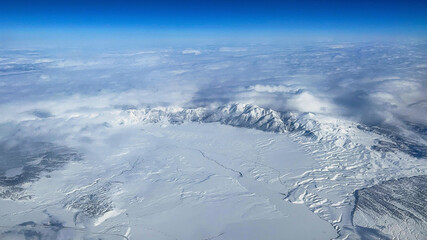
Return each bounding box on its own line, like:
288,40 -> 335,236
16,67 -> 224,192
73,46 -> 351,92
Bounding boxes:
353,175 -> 427,240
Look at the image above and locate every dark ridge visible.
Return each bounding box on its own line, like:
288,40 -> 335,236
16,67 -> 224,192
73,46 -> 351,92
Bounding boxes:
357,125 -> 427,158
351,175 -> 427,239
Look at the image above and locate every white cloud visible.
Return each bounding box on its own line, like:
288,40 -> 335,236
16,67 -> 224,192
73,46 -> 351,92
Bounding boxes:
287,92 -> 334,114
34,58 -> 54,63
219,47 -> 247,52
182,49 -> 201,55
249,84 -> 300,93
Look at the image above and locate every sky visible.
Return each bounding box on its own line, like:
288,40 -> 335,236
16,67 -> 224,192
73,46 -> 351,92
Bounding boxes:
1,0 -> 427,43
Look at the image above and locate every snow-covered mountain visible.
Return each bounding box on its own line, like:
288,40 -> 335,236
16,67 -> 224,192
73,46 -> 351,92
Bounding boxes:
1,103 -> 426,240
115,103 -> 427,239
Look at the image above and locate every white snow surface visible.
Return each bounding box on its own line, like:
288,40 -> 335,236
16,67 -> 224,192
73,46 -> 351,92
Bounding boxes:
0,115 -> 336,239
0,103 -> 426,239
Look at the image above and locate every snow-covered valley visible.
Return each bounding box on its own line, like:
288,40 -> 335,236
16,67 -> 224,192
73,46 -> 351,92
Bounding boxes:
1,103 -> 425,239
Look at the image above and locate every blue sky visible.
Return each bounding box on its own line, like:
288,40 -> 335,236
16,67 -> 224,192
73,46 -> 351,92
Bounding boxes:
1,0 -> 426,35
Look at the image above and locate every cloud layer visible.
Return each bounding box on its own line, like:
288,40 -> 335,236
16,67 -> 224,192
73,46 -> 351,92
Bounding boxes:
0,41 -> 426,138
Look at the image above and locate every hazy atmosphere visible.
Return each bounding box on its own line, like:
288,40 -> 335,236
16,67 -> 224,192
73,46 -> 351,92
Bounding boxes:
1,1 -> 426,240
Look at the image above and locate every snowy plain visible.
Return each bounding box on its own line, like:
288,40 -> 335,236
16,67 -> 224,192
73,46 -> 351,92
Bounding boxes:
1,119 -> 338,239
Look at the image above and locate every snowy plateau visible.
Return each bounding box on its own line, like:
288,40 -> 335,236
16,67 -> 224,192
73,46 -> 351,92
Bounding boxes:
0,103 -> 426,240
